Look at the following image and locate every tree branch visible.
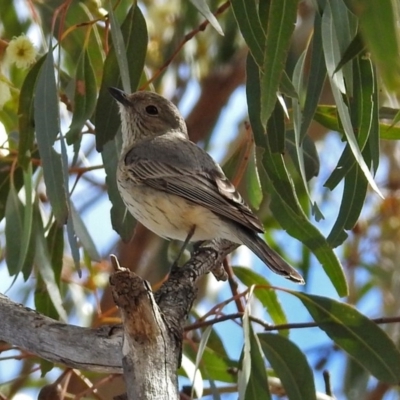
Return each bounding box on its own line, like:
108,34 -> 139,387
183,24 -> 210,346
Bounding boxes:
0,239 -> 237,379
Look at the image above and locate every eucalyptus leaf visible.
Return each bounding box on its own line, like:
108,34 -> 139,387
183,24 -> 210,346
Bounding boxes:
96,4 -> 147,151
34,48 -> 69,225
290,292 -> 400,384
259,333 -> 317,400
189,0 -> 224,35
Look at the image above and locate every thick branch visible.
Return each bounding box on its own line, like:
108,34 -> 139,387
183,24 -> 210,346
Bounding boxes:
0,292 -> 123,373
0,239 -> 237,377
108,240 -> 237,399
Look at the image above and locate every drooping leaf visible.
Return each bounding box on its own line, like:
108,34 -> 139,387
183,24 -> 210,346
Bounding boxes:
70,202 -> 100,261
290,292 -> 400,384
350,0 -> 400,90
300,11 -> 326,140
17,163 -> 34,276
326,56 -> 374,247
33,202 -> 68,322
5,183 -> 24,276
107,0 -> 131,93
259,333 -> 317,400
285,131 -> 320,181
230,0 -> 265,66
321,2 -> 382,198
238,303 -> 271,400
260,0 -> 297,125
246,54 -> 347,296
18,55 -> 46,169
244,326 -> 271,400
182,342 -> 236,383
292,49 -> 319,213
34,48 -> 69,225
101,134 -> 135,241
65,49 -> 97,145
46,220 -> 64,285
191,325 -> 213,399
189,0 -> 224,35
334,32 -> 366,74
95,4 -> 148,151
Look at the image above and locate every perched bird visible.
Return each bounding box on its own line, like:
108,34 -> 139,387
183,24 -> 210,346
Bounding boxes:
109,88 -> 304,284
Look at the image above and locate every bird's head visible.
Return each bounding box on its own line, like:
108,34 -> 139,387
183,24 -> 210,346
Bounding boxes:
109,88 -> 188,150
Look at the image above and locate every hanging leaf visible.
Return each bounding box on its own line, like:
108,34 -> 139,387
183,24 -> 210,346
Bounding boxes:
34,48 -> 69,225
230,0 -> 265,66
260,0 -> 298,125
290,292 -> 400,384
101,134 -> 135,241
18,55 -> 46,169
321,2 -> 382,198
65,49 -> 97,145
247,54 -> 347,296
189,0 -> 224,35
259,333 -> 317,400
350,0 -> 400,90
95,4 -> 148,151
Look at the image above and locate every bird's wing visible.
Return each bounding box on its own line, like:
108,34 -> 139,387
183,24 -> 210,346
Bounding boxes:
125,157 -> 264,233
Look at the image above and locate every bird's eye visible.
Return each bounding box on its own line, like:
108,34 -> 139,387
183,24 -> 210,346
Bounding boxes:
145,105 -> 159,115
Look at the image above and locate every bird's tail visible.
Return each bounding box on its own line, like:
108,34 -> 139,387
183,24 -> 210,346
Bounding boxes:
234,228 -> 305,284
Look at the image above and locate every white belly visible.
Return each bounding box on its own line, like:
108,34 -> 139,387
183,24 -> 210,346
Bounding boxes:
117,178 -> 235,242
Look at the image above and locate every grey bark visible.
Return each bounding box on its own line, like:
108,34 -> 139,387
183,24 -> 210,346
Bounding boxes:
0,239 -> 237,400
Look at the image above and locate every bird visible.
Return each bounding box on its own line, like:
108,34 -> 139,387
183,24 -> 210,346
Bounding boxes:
108,87 -> 304,284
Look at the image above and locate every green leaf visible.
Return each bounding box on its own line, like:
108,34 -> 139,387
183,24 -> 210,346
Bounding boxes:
327,163 -> 367,247
292,50 -> 318,212
244,327 -> 271,400
65,49 -> 97,145
101,134 -> 135,241
189,0 -> 224,35
5,184 -> 24,276
260,0 -> 297,125
285,132 -> 320,181
230,0 -> 265,66
259,333 -> 317,400
324,57 -> 375,190
315,105 -> 400,141
33,203 -> 68,322
35,274 -> 59,320
239,305 -> 271,400
290,292 -> 400,384
70,202 -> 100,261
34,49 -> 68,225
321,2 -> 382,198
326,57 -> 374,247
182,343 -> 236,383
279,71 -> 298,99
267,181 -> 347,296
334,32 -> 366,74
0,158 -> 22,222
95,3 -> 148,151
17,163 -> 34,276
350,0 -> 400,90
5,179 -> 36,280
233,266 -> 288,333
191,325 -> 212,399
330,0 -> 357,96
107,0 -> 131,93
246,54 -> 347,296
18,55 -> 46,169
46,220 -> 64,285
300,11 -> 326,140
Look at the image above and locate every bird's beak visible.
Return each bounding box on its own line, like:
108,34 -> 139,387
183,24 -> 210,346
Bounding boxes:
108,87 -> 132,107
